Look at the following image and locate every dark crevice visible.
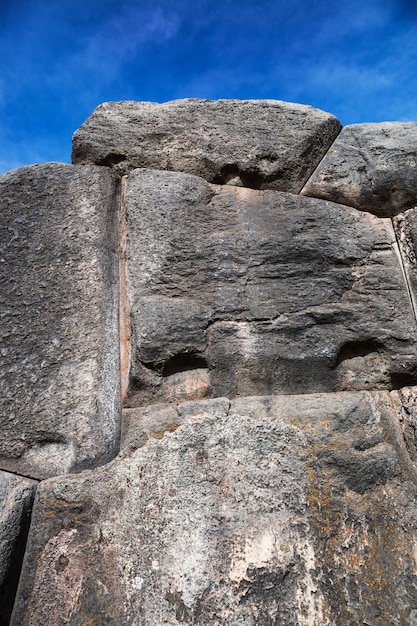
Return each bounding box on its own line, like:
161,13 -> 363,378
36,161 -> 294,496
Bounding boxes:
162,353 -> 208,376
139,353 -> 208,377
0,467 -> 40,482
212,165 -> 265,189
32,432 -> 68,447
239,171 -> 265,189
390,371 -> 417,388
212,164 -> 241,185
96,153 -> 126,168
335,339 -> 384,366
0,495 -> 35,626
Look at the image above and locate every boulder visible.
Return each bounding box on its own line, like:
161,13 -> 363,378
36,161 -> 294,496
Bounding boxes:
123,169 -> 417,406
0,470 -> 37,626
11,393 -> 417,625
0,164 -> 121,479
301,122 -> 417,217
72,99 -> 341,191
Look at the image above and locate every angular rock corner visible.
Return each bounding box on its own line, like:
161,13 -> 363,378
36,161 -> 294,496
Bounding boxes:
2,99 -> 417,624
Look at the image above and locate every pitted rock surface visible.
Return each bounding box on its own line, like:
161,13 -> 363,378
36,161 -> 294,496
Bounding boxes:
72,98 -> 341,191
11,393 -> 417,626
301,122 -> 417,217
0,163 -> 121,479
124,168 -> 417,407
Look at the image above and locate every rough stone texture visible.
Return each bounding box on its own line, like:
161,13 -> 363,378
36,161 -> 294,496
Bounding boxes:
0,163 -> 121,479
390,209 -> 417,466
11,393 -> 417,625
391,386 -> 417,465
0,470 -> 37,626
72,99 -> 341,192
301,122 -> 417,217
121,397 -> 230,451
124,169 -> 417,407
393,207 -> 417,314
5,100 -> 417,624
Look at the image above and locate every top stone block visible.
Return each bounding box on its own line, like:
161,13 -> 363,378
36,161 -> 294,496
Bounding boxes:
72,99 -> 341,192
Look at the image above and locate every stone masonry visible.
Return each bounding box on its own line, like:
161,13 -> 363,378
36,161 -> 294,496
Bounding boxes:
2,99 -> 417,624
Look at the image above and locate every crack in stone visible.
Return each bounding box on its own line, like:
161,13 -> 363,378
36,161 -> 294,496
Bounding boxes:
118,176 -> 131,404
384,390 -> 417,485
389,217 -> 417,326
298,124 -> 343,195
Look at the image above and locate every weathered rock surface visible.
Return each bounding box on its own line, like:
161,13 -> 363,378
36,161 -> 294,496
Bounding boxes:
5,99 -> 417,624
124,169 -> 417,406
121,397 -> 229,451
301,122 -> 417,217
394,207 -> 417,312
391,209 -> 417,458
72,99 -> 341,191
391,386 -> 417,465
0,163 -> 121,479
0,470 -> 37,626
11,393 -> 417,625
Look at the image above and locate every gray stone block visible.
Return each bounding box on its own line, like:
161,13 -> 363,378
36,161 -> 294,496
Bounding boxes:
393,207 -> 417,315
11,393 -> 417,625
301,122 -> 417,217
123,169 -> 417,406
72,98 -> 341,192
0,163 -> 121,479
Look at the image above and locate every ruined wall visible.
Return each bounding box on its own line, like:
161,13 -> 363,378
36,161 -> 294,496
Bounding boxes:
2,99 -> 417,624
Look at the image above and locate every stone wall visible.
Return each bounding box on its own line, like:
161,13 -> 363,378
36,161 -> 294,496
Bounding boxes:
2,99 -> 417,624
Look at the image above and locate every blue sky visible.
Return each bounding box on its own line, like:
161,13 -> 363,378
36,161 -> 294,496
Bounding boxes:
1,0 -> 417,174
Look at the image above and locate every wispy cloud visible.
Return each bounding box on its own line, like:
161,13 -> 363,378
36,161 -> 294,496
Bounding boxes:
47,4 -> 181,100
0,1 -> 181,106
1,0 -> 417,174
78,6 -> 179,73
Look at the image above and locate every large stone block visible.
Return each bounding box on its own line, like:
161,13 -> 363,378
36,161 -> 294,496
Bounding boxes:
0,163 -> 121,479
301,122 -> 417,217
124,169 -> 417,406
11,393 -> 417,625
72,99 -> 341,191
0,471 -> 37,626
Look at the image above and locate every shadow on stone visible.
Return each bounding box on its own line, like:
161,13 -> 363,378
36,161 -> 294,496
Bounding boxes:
0,505 -> 32,626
